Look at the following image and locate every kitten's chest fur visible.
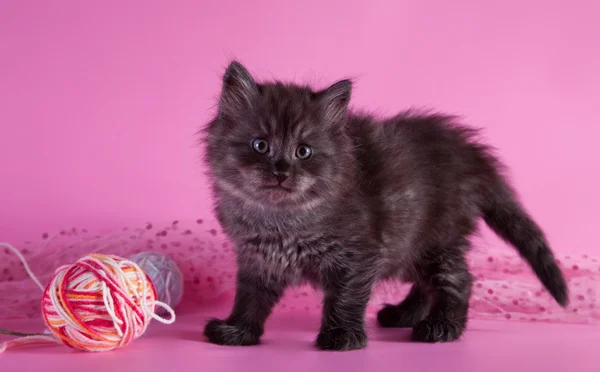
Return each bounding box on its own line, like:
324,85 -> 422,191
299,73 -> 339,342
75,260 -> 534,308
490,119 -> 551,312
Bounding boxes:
219,204 -> 340,284
239,232 -> 335,284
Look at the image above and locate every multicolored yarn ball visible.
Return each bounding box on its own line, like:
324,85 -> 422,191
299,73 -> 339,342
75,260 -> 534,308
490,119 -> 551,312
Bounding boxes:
41,253 -> 175,351
0,243 -> 175,353
129,252 -> 184,315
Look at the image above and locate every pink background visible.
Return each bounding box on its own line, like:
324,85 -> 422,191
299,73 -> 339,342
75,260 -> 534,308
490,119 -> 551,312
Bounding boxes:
1,0 -> 599,256
1,1 -> 600,369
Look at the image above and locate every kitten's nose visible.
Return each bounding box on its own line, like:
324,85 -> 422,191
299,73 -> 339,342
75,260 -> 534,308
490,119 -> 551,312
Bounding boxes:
273,171 -> 289,184
273,159 -> 290,184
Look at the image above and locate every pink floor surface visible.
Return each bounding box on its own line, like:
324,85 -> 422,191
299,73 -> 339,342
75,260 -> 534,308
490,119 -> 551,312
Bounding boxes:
1,305 -> 598,372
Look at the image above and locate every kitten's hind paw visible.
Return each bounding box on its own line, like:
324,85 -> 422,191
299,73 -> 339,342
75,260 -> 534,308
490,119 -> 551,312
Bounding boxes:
203,318 -> 260,346
316,328 -> 367,351
411,318 -> 465,343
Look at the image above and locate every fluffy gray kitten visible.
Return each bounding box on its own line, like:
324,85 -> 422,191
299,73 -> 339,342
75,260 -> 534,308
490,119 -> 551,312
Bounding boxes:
201,61 -> 568,351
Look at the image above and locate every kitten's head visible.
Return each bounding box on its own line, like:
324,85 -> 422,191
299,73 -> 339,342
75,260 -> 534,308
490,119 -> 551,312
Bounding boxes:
204,61 -> 356,209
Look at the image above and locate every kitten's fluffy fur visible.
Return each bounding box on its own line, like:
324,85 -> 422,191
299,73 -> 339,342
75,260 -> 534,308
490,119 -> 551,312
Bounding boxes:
201,61 -> 568,351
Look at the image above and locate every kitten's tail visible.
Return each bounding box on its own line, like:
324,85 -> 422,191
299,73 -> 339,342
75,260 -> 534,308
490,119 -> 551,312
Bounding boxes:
482,178 -> 569,307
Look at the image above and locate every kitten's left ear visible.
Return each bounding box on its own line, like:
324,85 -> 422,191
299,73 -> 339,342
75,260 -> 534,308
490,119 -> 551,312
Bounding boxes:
315,79 -> 352,125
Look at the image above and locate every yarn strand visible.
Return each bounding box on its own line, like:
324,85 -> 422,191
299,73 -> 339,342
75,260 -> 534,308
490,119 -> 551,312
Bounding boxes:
0,328 -> 46,337
0,242 -> 45,292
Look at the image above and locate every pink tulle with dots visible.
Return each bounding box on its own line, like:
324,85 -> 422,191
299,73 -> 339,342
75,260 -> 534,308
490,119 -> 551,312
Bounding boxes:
1,218 -> 598,324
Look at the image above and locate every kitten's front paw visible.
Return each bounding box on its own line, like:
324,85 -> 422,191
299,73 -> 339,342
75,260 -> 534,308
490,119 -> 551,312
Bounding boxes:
411,318 -> 465,343
203,319 -> 260,346
316,328 -> 367,351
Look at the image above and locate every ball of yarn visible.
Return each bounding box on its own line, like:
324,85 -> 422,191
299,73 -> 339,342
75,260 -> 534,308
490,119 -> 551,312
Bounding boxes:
129,252 -> 184,315
41,253 -> 174,352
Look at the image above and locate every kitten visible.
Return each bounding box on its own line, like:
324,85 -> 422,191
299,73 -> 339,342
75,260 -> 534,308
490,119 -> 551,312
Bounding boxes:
201,61 -> 568,351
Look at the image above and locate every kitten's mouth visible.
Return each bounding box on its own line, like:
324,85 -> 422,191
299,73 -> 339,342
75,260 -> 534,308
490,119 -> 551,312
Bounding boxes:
264,185 -> 293,193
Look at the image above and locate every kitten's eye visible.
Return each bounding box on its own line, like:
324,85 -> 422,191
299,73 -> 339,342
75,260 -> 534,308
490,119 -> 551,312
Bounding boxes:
295,145 -> 312,160
252,139 -> 269,154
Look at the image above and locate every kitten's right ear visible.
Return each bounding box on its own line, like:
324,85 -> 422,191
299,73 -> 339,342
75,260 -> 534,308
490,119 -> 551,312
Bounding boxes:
315,79 -> 352,126
219,61 -> 260,116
